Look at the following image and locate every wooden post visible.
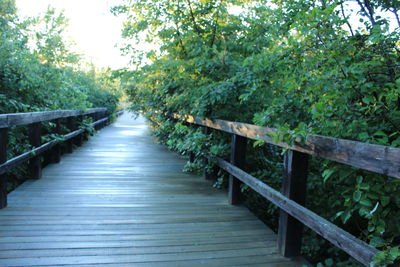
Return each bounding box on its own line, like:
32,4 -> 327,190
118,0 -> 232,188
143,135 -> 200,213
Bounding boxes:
0,128 -> 8,208
94,112 -> 99,130
50,119 -> 61,163
203,127 -> 212,180
189,152 -> 195,163
75,115 -> 83,146
104,110 -> 109,127
228,134 -> 247,205
28,122 -> 42,179
66,117 -> 74,153
278,150 -> 309,257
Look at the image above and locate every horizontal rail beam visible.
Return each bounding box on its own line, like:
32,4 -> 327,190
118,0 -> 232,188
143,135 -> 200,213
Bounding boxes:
0,108 -> 107,128
215,157 -> 378,266
181,115 -> 400,179
0,117 -> 104,175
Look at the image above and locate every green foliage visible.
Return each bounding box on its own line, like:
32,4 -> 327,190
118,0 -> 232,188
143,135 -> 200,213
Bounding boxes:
116,0 -> 400,265
1,2 -> 121,193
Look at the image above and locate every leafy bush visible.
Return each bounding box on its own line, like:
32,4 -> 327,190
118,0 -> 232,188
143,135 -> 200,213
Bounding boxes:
115,0 -> 400,265
1,1 -> 121,191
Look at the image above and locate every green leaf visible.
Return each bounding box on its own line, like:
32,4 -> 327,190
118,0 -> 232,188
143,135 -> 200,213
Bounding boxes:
381,196 -> 390,207
353,190 -> 362,202
360,199 -> 373,207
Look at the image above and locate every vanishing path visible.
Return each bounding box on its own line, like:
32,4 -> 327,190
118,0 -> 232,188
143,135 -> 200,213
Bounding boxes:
0,113 -> 300,266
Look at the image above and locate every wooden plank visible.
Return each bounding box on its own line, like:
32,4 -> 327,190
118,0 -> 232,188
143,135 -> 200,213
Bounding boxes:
0,113 -> 300,267
183,115 -> 400,179
0,108 -> 106,128
229,134 -> 247,205
216,157 -> 377,266
0,128 -> 7,208
278,150 -> 309,257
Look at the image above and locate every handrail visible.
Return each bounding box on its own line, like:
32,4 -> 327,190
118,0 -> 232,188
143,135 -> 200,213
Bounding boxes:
181,114 -> 400,179
216,157 -> 377,266
178,114 -> 394,266
0,108 -> 107,128
0,108 -> 124,209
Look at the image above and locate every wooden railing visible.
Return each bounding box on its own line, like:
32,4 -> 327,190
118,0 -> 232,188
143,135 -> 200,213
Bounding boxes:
0,108 -> 124,209
179,114 -> 400,266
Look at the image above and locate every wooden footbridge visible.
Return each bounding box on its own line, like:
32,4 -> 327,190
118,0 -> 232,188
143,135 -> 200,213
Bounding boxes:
1,108 -> 398,266
0,111 -> 302,266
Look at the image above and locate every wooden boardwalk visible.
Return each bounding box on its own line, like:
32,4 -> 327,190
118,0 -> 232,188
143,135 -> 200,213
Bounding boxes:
0,113 -> 301,266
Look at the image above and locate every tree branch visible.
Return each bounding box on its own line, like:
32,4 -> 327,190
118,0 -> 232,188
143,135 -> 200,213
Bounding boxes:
340,2 -> 354,36
186,0 -> 202,36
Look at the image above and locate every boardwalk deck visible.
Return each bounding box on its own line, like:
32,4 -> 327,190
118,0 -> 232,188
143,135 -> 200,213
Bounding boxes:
0,113 -> 302,266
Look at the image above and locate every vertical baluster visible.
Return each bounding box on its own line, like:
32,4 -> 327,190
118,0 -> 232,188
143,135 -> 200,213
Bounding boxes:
278,150 -> 309,257
228,134 -> 247,205
28,122 -> 42,179
0,128 -> 8,208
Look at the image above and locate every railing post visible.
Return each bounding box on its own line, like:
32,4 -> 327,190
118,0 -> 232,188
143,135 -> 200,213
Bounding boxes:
66,117 -> 74,153
203,127 -> 212,180
28,122 -> 42,179
278,150 -> 309,257
104,110 -> 109,127
0,128 -> 8,208
228,134 -> 247,205
75,115 -> 83,146
50,119 -> 61,163
94,111 -> 100,130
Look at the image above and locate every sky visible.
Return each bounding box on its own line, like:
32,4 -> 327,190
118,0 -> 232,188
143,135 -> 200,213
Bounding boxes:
15,0 -> 130,70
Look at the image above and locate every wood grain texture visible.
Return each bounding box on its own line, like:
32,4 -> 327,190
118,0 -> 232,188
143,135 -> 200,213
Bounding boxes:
182,115 -> 400,179
0,108 -> 106,128
278,150 -> 309,257
0,117 -> 108,176
216,157 -> 377,266
0,113 -> 301,267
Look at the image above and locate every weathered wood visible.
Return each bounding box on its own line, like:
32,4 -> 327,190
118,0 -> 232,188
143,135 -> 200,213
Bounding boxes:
203,127 -> 212,180
50,119 -> 61,163
0,120 -> 106,175
74,116 -> 84,146
189,152 -> 195,163
229,134 -> 247,205
66,117 -> 75,153
0,140 -> 57,176
0,113 -> 301,267
0,108 -> 106,128
278,150 -> 309,257
28,123 -> 42,179
92,117 -> 108,129
0,128 -> 7,208
216,158 -> 377,266
182,115 -> 400,179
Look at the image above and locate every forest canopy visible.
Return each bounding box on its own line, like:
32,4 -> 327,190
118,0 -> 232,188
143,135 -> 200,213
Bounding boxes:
113,0 -> 400,265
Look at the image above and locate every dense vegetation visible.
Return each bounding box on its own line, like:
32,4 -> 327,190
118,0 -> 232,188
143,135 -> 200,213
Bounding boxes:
113,0 -> 400,265
1,1 -> 121,190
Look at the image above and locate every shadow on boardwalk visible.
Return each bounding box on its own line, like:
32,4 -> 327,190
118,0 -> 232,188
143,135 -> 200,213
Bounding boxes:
0,113 -> 301,266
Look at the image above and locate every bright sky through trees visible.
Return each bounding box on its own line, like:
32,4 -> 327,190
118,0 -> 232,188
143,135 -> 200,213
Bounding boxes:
15,0 -> 129,69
